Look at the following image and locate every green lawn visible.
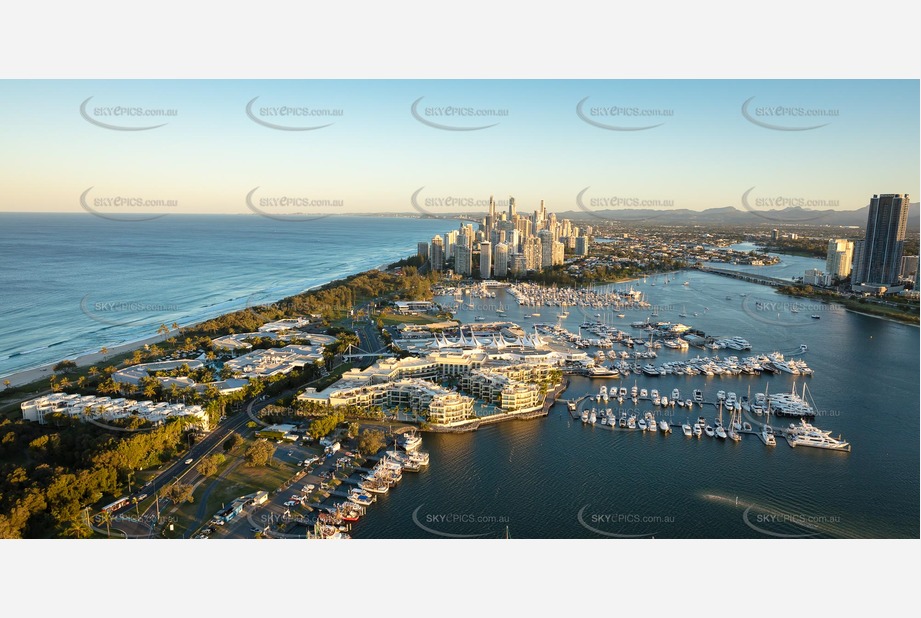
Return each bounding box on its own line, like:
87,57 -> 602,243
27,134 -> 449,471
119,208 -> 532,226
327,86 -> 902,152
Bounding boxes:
378,313 -> 444,326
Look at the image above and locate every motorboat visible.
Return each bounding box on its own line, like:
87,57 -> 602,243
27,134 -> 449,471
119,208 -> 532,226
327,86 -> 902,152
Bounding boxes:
786,419 -> 850,452
659,420 -> 671,433
682,421 -> 692,436
704,424 -> 715,437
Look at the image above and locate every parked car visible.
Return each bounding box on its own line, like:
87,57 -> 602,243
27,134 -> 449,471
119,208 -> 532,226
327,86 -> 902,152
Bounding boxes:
283,500 -> 298,507
184,458 -> 194,465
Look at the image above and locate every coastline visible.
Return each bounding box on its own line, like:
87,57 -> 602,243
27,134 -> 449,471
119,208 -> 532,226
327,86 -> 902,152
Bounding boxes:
0,258 -> 401,390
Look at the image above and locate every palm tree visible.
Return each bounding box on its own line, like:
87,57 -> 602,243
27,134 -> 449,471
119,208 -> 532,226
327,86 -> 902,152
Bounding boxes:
101,510 -> 113,538
100,347 -> 109,361
2,379 -> 10,390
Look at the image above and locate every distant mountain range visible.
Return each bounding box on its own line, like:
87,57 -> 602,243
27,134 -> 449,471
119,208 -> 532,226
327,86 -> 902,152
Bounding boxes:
552,202 -> 920,228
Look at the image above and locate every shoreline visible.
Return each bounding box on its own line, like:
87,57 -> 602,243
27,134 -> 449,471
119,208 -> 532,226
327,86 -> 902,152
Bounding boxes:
0,258 -> 401,390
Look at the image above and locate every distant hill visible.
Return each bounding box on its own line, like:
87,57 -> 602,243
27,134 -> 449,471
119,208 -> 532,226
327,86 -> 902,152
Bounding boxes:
551,202 -> 920,229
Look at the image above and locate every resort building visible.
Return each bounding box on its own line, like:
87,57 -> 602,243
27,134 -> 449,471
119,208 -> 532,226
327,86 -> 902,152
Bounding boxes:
21,392 -> 208,428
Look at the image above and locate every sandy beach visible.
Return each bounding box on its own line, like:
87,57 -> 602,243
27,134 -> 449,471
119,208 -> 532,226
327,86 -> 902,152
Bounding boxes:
1,332 -> 174,389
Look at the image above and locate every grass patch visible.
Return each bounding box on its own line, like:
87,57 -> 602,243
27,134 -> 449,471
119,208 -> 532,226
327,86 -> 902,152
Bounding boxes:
378,313 -> 443,326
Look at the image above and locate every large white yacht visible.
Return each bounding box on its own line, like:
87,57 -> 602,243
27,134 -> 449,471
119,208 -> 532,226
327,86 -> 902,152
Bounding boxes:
786,419 -> 851,452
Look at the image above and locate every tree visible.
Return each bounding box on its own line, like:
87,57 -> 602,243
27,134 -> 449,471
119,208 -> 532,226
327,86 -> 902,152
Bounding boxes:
165,483 -> 194,504
357,429 -> 385,455
196,453 -> 224,476
53,360 -> 77,374
244,440 -> 276,467
347,422 -> 360,439
99,347 -> 109,361
224,432 -> 245,451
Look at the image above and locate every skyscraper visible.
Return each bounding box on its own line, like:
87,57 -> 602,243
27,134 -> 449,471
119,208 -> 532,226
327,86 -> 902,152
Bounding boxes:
494,243 -> 509,278
479,242 -> 492,279
417,241 -> 429,261
852,193 -> 910,288
524,237 -> 542,271
575,235 -> 589,257
539,230 -> 554,269
430,236 -> 444,271
825,238 -> 854,280
455,243 -> 472,276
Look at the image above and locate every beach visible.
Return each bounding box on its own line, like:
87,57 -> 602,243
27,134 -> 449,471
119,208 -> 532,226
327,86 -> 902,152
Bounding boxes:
1,332 -> 173,389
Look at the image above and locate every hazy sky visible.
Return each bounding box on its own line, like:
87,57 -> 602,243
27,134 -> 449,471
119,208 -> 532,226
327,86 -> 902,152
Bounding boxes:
0,79 -> 917,216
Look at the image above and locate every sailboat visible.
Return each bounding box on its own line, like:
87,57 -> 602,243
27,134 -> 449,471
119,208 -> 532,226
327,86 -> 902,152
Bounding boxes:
728,398 -> 742,441
714,401 -> 727,439
678,304 -> 688,318
760,384 -> 776,446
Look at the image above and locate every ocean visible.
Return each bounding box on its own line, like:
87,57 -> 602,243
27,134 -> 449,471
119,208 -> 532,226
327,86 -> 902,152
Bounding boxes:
0,213 -> 454,378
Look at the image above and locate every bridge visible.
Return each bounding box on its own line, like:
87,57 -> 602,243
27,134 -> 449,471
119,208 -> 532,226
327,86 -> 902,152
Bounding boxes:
342,344 -> 396,360
695,264 -> 797,288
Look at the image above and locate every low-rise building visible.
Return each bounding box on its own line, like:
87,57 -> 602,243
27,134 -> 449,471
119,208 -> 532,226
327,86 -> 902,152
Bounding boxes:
20,392 -> 208,428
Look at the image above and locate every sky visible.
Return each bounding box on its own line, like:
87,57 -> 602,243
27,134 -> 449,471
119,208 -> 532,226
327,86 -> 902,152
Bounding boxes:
0,79 -> 917,217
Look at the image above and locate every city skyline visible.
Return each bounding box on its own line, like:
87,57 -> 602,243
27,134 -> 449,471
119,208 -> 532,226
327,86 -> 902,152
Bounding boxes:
0,80 -> 917,216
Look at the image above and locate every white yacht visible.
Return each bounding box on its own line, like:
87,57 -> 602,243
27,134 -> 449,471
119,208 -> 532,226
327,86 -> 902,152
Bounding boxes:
671,388 -> 681,402
682,421 -> 692,436
581,409 -> 590,423
659,420 -> 671,433
704,424 -> 715,437
714,424 -> 727,439
693,389 -> 704,404
759,424 -> 776,446
693,423 -> 702,437
399,430 -> 423,452
786,419 -> 851,452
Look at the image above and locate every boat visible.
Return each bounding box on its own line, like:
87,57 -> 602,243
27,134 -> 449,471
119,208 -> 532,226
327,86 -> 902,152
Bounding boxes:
693,389 -> 703,404
760,424 -> 776,446
587,366 -> 620,378
704,424 -> 715,437
398,430 -> 423,452
589,410 -> 597,425
637,418 -> 647,431
682,421 -> 692,436
659,420 -> 671,433
786,419 -> 851,452
811,315 -> 820,319
581,410 -> 590,423
671,388 -> 680,402
714,424 -> 727,439
693,423 -> 702,437
567,400 -> 577,412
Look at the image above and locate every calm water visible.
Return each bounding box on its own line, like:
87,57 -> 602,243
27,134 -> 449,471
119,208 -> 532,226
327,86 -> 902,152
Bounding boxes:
0,213 -> 454,378
353,253 -> 919,539
2,218 -> 917,538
